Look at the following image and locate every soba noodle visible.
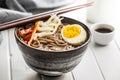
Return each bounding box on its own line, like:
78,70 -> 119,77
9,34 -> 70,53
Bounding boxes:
30,24 -> 75,51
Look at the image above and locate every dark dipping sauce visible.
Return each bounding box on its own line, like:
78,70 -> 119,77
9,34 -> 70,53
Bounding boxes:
95,28 -> 112,33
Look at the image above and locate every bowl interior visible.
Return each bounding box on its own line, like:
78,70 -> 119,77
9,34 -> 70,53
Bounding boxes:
15,16 -> 91,52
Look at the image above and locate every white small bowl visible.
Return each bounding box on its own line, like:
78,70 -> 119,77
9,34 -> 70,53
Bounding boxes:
92,23 -> 115,45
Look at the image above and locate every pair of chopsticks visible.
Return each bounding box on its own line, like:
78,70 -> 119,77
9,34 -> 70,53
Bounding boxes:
0,2 -> 94,31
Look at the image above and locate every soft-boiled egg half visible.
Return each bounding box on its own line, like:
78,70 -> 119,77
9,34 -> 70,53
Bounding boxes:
61,24 -> 87,45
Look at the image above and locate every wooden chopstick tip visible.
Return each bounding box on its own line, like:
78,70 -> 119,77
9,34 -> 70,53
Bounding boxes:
88,1 -> 94,6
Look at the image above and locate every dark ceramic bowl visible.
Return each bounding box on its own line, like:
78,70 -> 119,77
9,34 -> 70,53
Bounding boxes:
14,16 -> 91,76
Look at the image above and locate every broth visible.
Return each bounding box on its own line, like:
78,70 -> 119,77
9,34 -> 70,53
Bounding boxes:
95,28 -> 112,33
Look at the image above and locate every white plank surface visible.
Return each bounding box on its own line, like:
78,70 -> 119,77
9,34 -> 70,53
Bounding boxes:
90,40 -> 120,80
72,48 -> 104,80
114,26 -> 120,49
0,31 -> 11,80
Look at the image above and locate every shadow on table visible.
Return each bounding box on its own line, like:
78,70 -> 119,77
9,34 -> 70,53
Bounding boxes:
38,73 -> 72,80
26,73 -> 71,80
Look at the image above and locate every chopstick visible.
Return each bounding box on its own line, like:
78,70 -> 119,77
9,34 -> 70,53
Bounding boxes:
0,2 -> 93,31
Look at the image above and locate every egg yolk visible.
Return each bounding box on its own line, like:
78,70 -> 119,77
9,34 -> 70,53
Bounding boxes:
63,25 -> 81,38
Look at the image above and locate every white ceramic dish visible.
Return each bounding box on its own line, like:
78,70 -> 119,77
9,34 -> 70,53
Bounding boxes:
92,23 -> 115,45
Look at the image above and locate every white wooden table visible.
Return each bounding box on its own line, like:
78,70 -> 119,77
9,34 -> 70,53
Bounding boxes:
1,0 -> 120,80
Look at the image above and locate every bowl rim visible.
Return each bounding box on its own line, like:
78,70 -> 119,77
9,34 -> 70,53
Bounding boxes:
14,16 -> 91,53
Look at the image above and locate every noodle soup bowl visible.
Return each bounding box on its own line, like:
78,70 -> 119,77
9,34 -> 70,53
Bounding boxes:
14,17 -> 91,76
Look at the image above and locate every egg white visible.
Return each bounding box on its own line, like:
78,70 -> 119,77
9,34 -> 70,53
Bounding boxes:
61,24 -> 87,45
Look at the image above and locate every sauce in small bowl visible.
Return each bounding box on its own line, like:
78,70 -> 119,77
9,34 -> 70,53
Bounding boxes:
95,27 -> 112,33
